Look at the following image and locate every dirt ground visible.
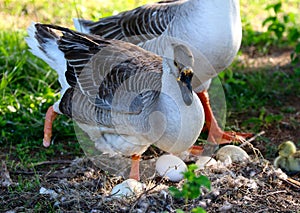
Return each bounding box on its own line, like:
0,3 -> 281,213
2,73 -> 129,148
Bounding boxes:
1,50 -> 300,212
2,156 -> 300,212
238,48 -> 300,159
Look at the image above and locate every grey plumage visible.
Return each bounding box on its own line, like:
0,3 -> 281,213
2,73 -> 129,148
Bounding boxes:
75,0 -> 181,45
74,0 -> 242,92
26,23 -> 204,159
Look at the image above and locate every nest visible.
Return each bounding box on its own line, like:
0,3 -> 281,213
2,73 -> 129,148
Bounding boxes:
1,153 -> 299,212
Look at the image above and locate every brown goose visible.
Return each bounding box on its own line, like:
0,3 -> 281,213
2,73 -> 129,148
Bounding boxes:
26,23 -> 204,180
74,0 -> 252,144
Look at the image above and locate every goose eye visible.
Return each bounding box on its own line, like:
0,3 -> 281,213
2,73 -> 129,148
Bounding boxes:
174,61 -> 178,67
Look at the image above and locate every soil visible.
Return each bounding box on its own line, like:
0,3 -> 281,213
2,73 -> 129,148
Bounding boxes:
1,49 -> 300,212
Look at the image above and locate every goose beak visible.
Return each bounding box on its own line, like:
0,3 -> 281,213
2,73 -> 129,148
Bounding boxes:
177,67 -> 194,106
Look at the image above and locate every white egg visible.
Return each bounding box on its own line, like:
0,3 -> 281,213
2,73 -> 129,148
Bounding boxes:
155,154 -> 187,182
216,145 -> 250,163
195,156 -> 217,170
111,179 -> 144,197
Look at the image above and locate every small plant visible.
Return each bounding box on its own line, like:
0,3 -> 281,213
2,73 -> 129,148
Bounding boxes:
242,107 -> 283,132
291,42 -> 300,64
262,2 -> 285,42
291,42 -> 300,76
263,1 -> 300,46
263,1 -> 300,69
242,1 -> 300,53
169,164 -> 211,213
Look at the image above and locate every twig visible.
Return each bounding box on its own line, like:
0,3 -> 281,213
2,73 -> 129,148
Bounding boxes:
262,161 -> 270,173
32,160 -> 73,167
1,161 -> 13,186
274,167 -> 300,188
285,177 -> 300,188
129,177 -> 167,212
255,190 -> 287,197
239,131 -> 265,159
256,208 -> 271,213
11,170 -> 45,175
46,173 -> 77,179
239,131 -> 265,148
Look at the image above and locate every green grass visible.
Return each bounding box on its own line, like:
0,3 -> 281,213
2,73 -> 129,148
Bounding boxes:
240,0 -> 300,31
221,67 -> 299,110
169,164 -> 210,213
0,0 -> 156,30
0,0 -> 164,170
0,0 -> 299,171
220,66 -> 300,131
0,30 -> 81,166
0,1 -> 299,212
3,174 -> 56,212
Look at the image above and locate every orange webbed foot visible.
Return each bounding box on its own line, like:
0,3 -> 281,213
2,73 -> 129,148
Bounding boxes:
197,90 -> 253,145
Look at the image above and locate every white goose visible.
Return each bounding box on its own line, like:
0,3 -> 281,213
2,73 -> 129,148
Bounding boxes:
74,0 -> 252,145
26,23 -> 204,180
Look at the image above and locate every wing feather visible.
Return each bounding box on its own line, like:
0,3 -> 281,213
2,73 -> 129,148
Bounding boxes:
36,25 -> 163,125
74,0 -> 183,45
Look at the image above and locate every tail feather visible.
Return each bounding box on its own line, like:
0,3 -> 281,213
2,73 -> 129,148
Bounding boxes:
25,23 -> 69,93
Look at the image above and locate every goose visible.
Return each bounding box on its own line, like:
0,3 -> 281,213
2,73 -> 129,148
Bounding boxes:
73,0 -> 252,145
25,23 -> 204,180
274,141 -> 300,175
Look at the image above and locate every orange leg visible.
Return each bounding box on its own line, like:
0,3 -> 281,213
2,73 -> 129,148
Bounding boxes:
189,145 -> 204,155
197,90 -> 253,144
129,155 -> 140,181
43,106 -> 58,147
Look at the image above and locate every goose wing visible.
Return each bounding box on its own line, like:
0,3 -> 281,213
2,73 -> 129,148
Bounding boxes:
74,0 -> 183,45
36,24 -> 163,125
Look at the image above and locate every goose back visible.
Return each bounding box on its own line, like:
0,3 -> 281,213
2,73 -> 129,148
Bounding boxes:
74,0 -> 242,90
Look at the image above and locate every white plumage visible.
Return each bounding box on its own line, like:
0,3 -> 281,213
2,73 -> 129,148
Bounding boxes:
73,0 -> 249,145
73,0 -> 242,91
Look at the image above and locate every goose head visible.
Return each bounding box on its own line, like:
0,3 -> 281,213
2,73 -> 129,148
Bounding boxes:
166,44 -> 195,106
278,141 -> 297,158
274,141 -> 300,175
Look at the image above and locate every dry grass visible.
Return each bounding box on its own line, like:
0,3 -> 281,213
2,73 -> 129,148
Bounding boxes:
2,154 -> 300,212
0,0 -> 156,30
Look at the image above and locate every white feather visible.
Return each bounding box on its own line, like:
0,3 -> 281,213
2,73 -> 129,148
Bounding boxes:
26,23 -> 71,113
72,0 -> 242,91
73,18 -> 90,34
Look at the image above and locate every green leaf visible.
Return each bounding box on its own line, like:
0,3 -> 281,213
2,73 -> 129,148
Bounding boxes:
191,207 -> 207,213
242,117 -> 262,126
197,175 -> 211,190
287,12 -> 296,24
262,16 -> 276,27
0,75 -> 8,91
296,43 -> 300,53
169,164 -> 211,201
283,14 -> 289,23
291,52 -> 298,64
169,186 -> 182,198
265,3 -> 274,10
188,164 -> 198,172
294,68 -> 300,77
265,114 -> 283,123
288,28 -> 300,43
273,2 -> 282,14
